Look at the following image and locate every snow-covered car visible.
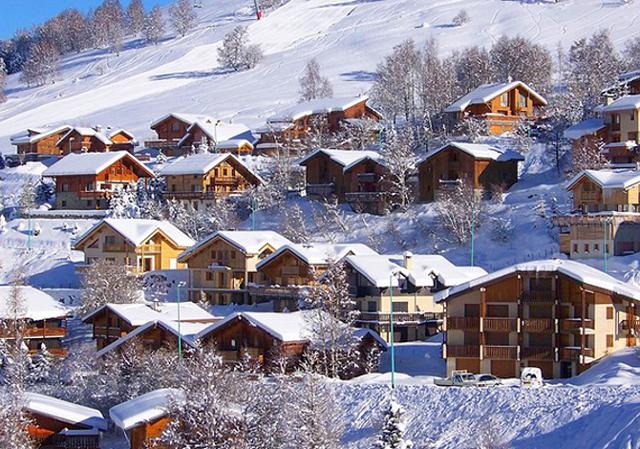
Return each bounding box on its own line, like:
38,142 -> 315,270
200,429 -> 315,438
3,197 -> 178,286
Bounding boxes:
475,374 -> 502,387
434,371 -> 477,387
520,367 -> 543,387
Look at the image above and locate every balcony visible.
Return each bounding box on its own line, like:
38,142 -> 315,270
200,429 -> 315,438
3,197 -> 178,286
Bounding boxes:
164,191 -> 219,200
559,346 -> 594,361
521,318 -> 555,333
345,191 -> 387,203
621,319 -> 640,334
446,345 -> 480,358
483,318 -> 517,332
1,327 -> 66,339
559,318 -> 595,334
521,290 -> 555,303
94,326 -> 128,339
521,346 -> 555,361
137,244 -> 162,253
447,317 -> 480,330
306,183 -> 335,197
77,190 -> 113,199
483,345 -> 518,360
358,312 -> 440,324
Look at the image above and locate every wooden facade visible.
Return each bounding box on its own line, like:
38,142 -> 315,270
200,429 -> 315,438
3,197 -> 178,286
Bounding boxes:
28,413 -> 101,449
151,115 -> 193,143
84,306 -> 136,350
0,318 -> 67,357
13,127 -> 71,156
127,416 -> 171,449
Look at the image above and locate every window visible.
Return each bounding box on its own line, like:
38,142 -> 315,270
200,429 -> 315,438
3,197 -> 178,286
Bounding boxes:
61,200 -> 67,207
518,93 -> 527,108
606,334 -> 614,347
631,111 -> 635,121
104,235 -> 116,245
594,243 -> 599,251
392,302 -> 409,313
530,277 -> 552,292
61,183 -> 69,192
206,271 -> 213,281
606,306 -> 614,320
486,304 -> 509,317
573,243 -> 578,253
500,92 -> 509,107
584,243 -> 590,253
87,200 -> 93,207
367,301 -> 377,312
171,122 -> 180,132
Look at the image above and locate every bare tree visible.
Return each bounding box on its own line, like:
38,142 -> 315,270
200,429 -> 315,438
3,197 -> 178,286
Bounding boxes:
282,203 -> 310,243
452,9 -> 470,26
380,126 -> 417,211
435,180 -> 485,244
0,57 -> 7,104
299,58 -> 333,102
126,0 -> 145,36
454,117 -> 489,142
217,26 -> 263,71
623,36 -> 640,72
338,117 -> 380,150
92,0 -> 126,54
79,259 -> 143,316
452,46 -> 493,95
169,0 -> 197,37
20,41 -> 59,86
143,5 -> 165,45
0,390 -> 35,449
570,140 -> 608,175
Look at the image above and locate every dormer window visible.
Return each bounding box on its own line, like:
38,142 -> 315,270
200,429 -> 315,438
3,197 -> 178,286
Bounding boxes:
500,92 -> 509,107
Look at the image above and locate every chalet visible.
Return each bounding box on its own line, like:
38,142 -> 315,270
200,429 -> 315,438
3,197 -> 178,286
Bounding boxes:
158,153 -> 262,208
10,125 -> 72,158
56,126 -> 138,154
176,119 -> 255,154
417,142 -> 523,202
82,302 -> 217,350
436,259 -> 640,379
0,286 -> 68,357
177,230 -> 293,305
110,388 -> 185,449
300,148 -> 391,214
252,242 -> 377,311
344,253 -> 487,342
555,169 -> 640,258
596,95 -> 640,164
150,113 -> 210,143
601,69 -> 640,99
41,151 -> 155,210
256,95 -> 382,154
563,118 -> 608,158
25,392 -> 107,449
445,81 -> 547,135
73,218 -> 195,273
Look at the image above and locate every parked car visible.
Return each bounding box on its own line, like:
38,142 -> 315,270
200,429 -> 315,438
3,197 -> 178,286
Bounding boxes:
520,367 -> 543,387
475,374 -> 502,387
434,370 -> 477,387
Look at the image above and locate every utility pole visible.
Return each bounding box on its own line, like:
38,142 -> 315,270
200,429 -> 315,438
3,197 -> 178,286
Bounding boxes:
389,273 -> 395,389
177,281 -> 186,360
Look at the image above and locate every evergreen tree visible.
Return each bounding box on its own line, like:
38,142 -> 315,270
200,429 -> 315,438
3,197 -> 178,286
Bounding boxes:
375,398 -> 414,449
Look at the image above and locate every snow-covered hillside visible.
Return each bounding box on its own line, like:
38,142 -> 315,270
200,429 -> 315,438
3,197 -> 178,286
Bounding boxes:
1,0 -> 640,149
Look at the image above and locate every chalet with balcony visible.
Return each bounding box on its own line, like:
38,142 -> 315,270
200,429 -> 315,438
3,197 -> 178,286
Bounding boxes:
344,252 -> 487,342
300,148 -> 391,214
563,118 -> 608,158
0,286 -> 68,357
177,230 -> 293,305
255,95 -> 382,155
555,169 -> 640,258
42,151 -> 154,210
149,113 -> 209,153
25,392 -> 107,449
253,242 -> 377,311
436,259 -> 640,379
596,95 -> 640,164
56,126 -> 138,155
73,218 -> 195,274
10,125 -> 71,158
158,153 -> 262,209
83,302 -> 217,350
110,388 -> 185,449
417,142 -> 523,202
445,81 -> 547,135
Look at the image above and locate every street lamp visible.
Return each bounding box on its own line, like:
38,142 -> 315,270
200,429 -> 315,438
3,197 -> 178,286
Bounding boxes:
176,281 -> 187,360
388,268 -> 404,389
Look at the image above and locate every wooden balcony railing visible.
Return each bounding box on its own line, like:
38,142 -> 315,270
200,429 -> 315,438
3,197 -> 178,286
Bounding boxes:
358,312 -> 440,323
137,244 -> 162,253
1,327 -> 66,339
94,326 -> 127,338
447,317 -> 480,330
521,318 -> 555,333
306,184 -> 335,197
559,318 -> 594,332
521,346 -> 555,361
483,345 -> 518,360
521,290 -> 556,303
559,346 -> 594,361
483,318 -> 517,332
446,345 -> 480,358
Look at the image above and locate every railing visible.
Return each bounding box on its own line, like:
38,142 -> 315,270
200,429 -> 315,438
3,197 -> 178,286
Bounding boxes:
559,318 -> 594,332
483,318 -> 517,332
521,290 -> 556,303
521,346 -> 555,361
1,327 -> 66,339
357,312 -> 439,323
103,243 -> 128,252
306,184 -> 335,197
446,317 -> 480,330
164,191 -> 218,200
345,191 -> 386,203
77,190 -> 113,198
559,346 -> 594,360
137,244 -> 162,253
446,345 -> 480,358
521,318 -> 555,333
483,345 -> 518,360
94,326 -> 127,338
349,286 -> 381,297
356,173 -> 378,183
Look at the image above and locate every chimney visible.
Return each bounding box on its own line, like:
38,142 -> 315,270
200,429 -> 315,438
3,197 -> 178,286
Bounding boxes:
95,124 -> 104,133
151,298 -> 161,312
604,95 -> 614,106
403,251 -> 413,271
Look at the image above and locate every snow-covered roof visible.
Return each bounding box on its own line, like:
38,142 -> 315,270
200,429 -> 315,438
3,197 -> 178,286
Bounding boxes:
267,95 -> 370,122
108,128 -> 136,140
345,254 -> 487,288
25,392 -> 107,431
434,259 -> 640,303
178,230 -> 293,262
566,169 -> 640,191
215,139 -> 254,150
42,151 -> 155,177
601,71 -> 640,96
598,95 -> 640,113
10,125 -> 72,145
75,218 -> 195,249
420,142 -> 524,163
158,153 -> 257,178
444,81 -> 547,113
0,286 -> 68,321
82,301 -> 215,326
256,242 -> 377,269
299,148 -> 385,172
352,327 -> 388,350
563,118 -> 606,140
109,388 -> 185,430
177,120 -> 255,147
150,112 -> 215,129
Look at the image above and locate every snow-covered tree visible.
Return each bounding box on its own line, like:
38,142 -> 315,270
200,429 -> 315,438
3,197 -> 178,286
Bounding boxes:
381,126 -> 417,211
143,5 -> 165,45
169,0 -> 197,37
79,259 -> 143,316
299,58 -> 333,102
0,215 -> 7,234
623,37 -> 640,72
126,0 -> 145,36
452,9 -> 470,26
244,379 -> 292,449
454,117 -> 489,142
570,139 -> 608,175
92,0 -> 126,54
490,35 -> 552,94
512,118 -> 533,154
417,39 -> 457,132
0,390 -> 35,449
217,26 -> 263,71
338,117 -> 380,150
0,57 -> 6,104
29,343 -> 54,384
490,217 -> 514,244
375,398 -> 414,449
20,41 -> 59,86
452,46 -> 493,95
282,203 -> 310,243
435,180 -> 485,244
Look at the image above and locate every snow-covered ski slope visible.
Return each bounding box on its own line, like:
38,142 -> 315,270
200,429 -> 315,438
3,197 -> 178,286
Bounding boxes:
1,0 -> 639,150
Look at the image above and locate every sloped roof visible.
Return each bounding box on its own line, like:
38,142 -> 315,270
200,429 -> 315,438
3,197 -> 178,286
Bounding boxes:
199,311 -> 313,342
158,153 -> 261,183
598,95 -> 640,113
434,259 -> 640,303
10,125 -> 72,145
109,388 -> 185,431
74,218 -> 194,249
177,120 -> 255,147
268,95 -> 370,122
150,113 -> 214,129
216,139 -> 254,150
56,127 -> 114,147
445,81 -> 547,113
178,230 -> 293,262
0,286 -> 68,321
563,118 -> 606,140
256,242 -> 377,270
299,148 -> 385,172
419,142 -> 523,164
25,392 -> 107,431
566,169 -> 640,191
42,151 -> 155,177
82,301 -> 215,326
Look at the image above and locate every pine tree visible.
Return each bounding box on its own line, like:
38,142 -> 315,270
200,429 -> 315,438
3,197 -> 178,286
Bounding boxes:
20,41 -> 59,87
29,343 -> 54,384
299,58 -> 333,102
375,398 -> 414,449
169,0 -> 197,37
126,0 -> 145,36
143,5 -> 165,45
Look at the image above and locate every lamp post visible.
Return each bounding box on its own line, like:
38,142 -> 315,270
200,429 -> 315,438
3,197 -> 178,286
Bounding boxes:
470,201 -> 476,266
177,281 -> 186,360
388,269 -> 403,389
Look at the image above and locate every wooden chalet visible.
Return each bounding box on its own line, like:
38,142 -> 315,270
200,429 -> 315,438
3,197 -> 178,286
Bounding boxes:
554,169 -> 640,258
0,286 -> 68,357
300,148 -> 391,214
25,392 -> 107,449
344,253 -> 487,342
252,242 -> 377,311
177,230 -> 293,305
110,388 -> 185,449
56,126 -> 137,155
445,81 -> 547,135
563,118 -> 608,159
417,142 -> 523,202
159,153 -> 262,209
73,218 -> 195,274
10,125 -> 72,158
83,302 -> 217,350
41,151 -> 154,210
256,95 -> 382,155
596,95 -> 640,164
436,259 -> 640,379
601,70 -> 640,99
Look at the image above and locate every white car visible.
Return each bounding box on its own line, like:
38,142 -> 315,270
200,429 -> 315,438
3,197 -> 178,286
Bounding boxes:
475,374 -> 502,387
